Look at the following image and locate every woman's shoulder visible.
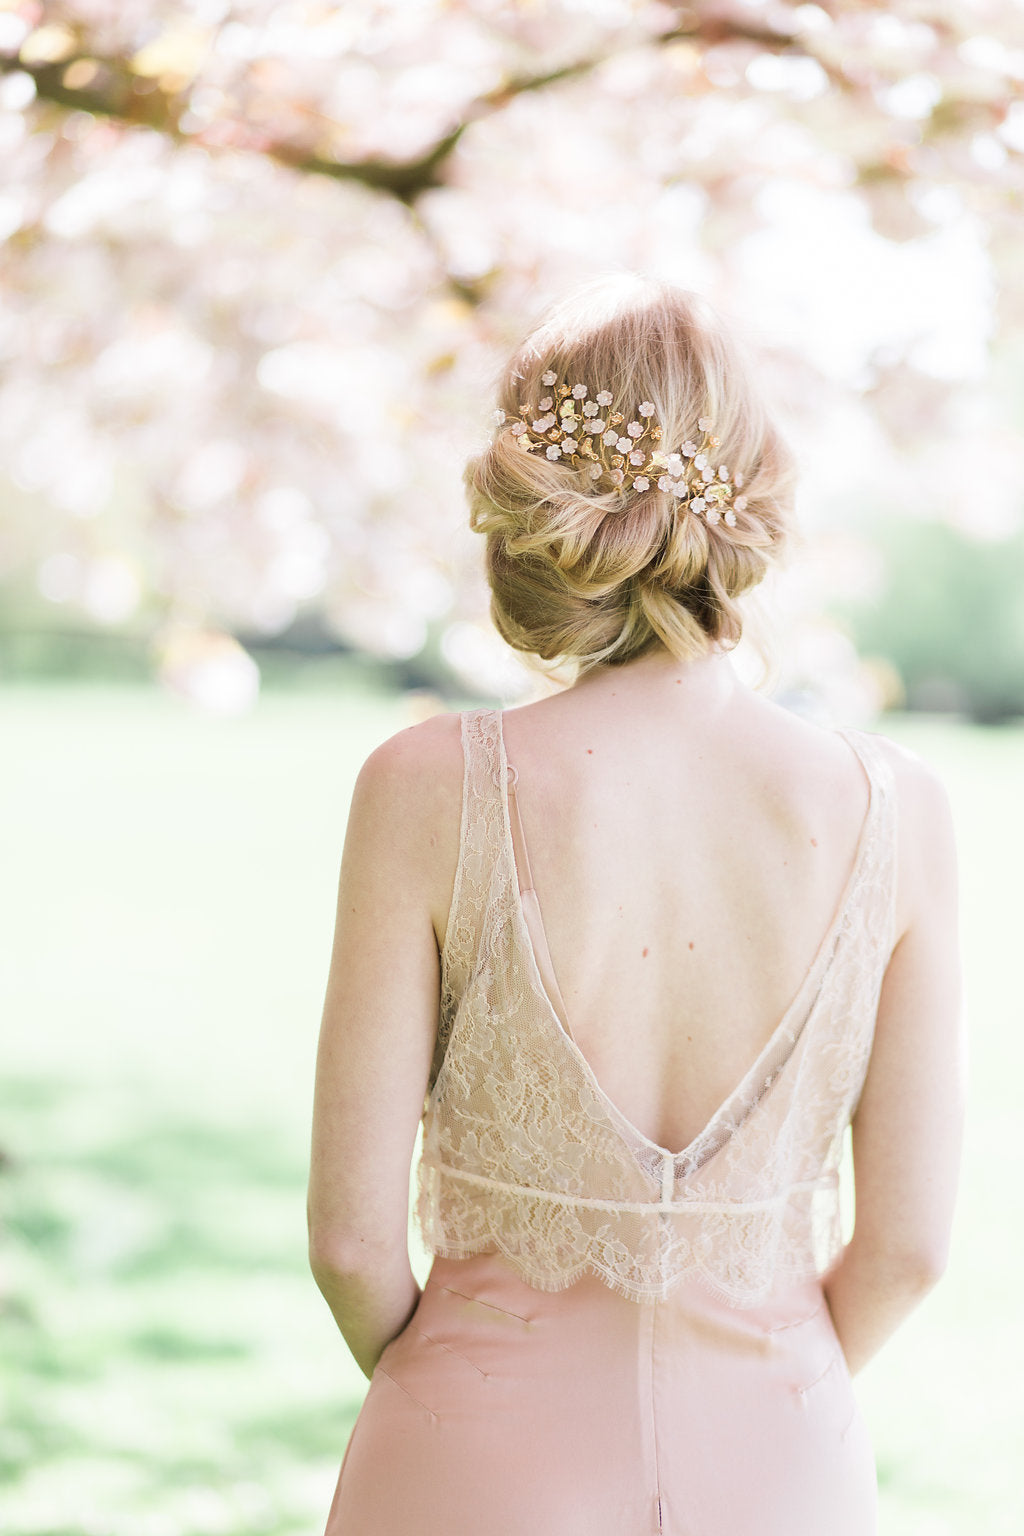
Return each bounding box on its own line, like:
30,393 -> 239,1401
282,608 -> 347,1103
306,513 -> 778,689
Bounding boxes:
844,727 -> 957,941
736,699 -> 955,857
347,711 -> 467,934
754,698 -> 950,810
358,707 -> 464,777
847,727 -> 953,828
352,709 -> 465,824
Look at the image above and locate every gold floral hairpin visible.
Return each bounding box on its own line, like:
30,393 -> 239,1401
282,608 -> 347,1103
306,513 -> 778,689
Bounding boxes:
493,369 -> 747,527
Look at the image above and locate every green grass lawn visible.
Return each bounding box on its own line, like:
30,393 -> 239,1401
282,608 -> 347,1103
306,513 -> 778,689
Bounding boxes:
1,681 -> 1020,1536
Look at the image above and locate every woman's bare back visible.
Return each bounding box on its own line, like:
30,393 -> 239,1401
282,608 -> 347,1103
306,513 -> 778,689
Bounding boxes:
496,649 -> 884,1154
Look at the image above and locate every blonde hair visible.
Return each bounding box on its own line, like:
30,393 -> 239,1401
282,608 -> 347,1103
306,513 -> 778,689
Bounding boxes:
465,275 -> 796,673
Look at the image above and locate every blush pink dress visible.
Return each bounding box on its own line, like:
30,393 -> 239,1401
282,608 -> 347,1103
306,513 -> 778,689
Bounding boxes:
323,708 -> 896,1536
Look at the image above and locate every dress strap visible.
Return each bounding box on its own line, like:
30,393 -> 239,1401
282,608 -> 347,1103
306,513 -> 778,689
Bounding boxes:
445,708 -> 574,1041
505,766 -> 537,892
505,769 -> 575,1039
833,725 -> 899,959
433,709 -> 508,1084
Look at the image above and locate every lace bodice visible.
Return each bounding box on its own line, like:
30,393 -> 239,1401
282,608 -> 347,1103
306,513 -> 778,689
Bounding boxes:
416,708 -> 897,1305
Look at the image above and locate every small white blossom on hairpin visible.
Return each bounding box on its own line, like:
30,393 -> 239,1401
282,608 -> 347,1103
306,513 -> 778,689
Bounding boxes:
572,383 -> 588,399
627,421 -> 643,438
603,429 -> 618,446
697,416 -> 713,432
541,370 -> 557,386
639,401 -> 655,417
724,509 -> 737,527
546,443 -> 561,459
635,476 -> 650,491
539,395 -> 553,410
583,400 -> 599,417
494,408 -> 506,424
596,390 -> 613,406
511,421 -> 526,436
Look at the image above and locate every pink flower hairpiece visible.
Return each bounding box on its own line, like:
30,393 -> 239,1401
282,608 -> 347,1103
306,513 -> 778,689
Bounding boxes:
493,369 -> 747,527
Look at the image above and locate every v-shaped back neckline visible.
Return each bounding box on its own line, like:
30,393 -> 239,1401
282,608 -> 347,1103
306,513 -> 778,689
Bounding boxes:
489,707 -> 881,1168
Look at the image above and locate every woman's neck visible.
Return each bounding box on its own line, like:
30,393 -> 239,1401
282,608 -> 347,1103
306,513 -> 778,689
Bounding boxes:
569,645 -> 744,717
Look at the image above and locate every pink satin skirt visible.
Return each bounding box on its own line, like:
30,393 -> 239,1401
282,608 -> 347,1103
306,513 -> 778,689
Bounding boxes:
324,1251 -> 877,1536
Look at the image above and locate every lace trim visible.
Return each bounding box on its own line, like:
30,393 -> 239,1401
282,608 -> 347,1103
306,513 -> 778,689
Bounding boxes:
424,1159 -> 836,1215
418,1160 -> 844,1307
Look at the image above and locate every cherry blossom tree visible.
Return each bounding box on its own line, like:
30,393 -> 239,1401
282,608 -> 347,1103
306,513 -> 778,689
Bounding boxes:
1,0 -> 1022,708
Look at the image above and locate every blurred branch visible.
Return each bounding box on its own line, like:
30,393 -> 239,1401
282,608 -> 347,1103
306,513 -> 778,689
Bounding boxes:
2,13 -> 830,206
0,55 -> 161,125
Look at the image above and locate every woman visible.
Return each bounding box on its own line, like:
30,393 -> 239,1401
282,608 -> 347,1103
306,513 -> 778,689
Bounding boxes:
308,277 -> 965,1535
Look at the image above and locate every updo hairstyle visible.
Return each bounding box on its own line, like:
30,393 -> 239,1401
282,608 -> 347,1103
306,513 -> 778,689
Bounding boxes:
465,277 -> 796,672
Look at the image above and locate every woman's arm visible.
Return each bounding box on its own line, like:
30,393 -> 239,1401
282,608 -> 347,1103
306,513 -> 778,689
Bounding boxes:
307,716 -> 461,1378
824,745 -> 966,1375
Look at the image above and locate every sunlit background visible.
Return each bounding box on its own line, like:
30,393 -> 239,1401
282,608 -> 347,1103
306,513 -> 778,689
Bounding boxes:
2,2 -> 1023,1533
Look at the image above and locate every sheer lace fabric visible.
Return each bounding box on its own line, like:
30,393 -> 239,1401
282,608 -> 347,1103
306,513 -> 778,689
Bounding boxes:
417,708 -> 897,1306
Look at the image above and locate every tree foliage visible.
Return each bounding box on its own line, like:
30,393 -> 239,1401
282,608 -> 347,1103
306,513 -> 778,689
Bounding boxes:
1,1 -> 1023,703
